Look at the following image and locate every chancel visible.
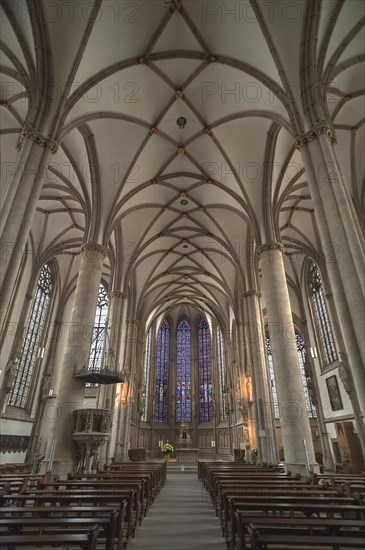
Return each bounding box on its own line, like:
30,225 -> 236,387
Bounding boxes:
1,1 -> 365,548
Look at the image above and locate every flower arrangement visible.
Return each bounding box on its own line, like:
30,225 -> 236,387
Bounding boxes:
251,445 -> 257,455
161,442 -> 174,463
161,442 -> 174,454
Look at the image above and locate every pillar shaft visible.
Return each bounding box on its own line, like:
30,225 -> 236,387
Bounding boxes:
241,291 -> 278,464
258,243 -> 318,475
97,291 -> 127,410
1,129 -> 57,338
44,243 -> 107,475
97,290 -> 127,467
299,132 -> 365,420
114,320 -> 139,461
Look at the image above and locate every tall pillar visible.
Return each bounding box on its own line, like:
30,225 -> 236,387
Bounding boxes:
258,243 -> 319,475
97,290 -> 127,467
241,291 -> 278,464
0,125 -> 58,339
44,242 -> 107,475
297,126 -> 365,425
210,320 -> 220,457
225,340 -> 235,454
114,320 -> 139,461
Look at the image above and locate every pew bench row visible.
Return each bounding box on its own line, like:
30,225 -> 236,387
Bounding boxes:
198,462 -> 365,550
0,462 -> 166,549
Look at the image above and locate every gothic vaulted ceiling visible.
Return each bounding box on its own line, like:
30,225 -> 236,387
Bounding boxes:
1,0 -> 364,327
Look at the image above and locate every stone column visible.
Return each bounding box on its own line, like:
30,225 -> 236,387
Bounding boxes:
97,290 -> 127,467
0,125 -> 58,338
297,126 -> 365,423
210,321 -> 219,457
44,242 -> 107,475
258,243 -> 319,475
114,320 -> 139,461
224,340 -> 236,454
241,291 -> 278,464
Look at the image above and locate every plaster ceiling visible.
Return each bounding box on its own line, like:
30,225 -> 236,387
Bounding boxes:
1,0 -> 364,329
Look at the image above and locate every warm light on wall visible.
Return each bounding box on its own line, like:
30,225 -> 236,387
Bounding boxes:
247,376 -> 253,403
115,381 -> 129,405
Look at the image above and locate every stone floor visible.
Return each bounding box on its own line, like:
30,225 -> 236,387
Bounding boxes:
130,471 -> 226,550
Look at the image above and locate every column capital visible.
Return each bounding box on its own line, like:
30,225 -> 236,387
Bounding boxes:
108,290 -> 128,300
256,242 -> 284,257
80,242 -> 108,260
295,121 -> 337,150
241,289 -> 262,299
126,319 -> 139,325
16,123 -> 59,154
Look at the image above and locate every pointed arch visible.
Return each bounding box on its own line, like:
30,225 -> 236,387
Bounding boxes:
198,317 -> 213,422
86,281 -> 109,387
216,324 -> 227,422
309,263 -> 338,365
176,318 -> 191,423
8,263 -> 54,408
142,325 -> 152,422
154,318 -> 169,422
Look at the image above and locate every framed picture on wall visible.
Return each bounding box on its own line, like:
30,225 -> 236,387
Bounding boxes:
326,375 -> 343,411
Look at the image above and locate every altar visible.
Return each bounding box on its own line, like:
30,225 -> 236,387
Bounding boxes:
175,448 -> 199,463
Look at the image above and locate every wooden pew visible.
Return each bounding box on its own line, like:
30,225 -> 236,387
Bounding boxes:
0,504 -> 126,550
40,479 -> 149,519
247,523 -> 365,549
0,525 -> 101,550
226,499 -> 365,550
0,490 -> 137,542
216,484 -> 342,528
236,514 -> 365,549
0,512 -> 119,550
70,463 -> 166,503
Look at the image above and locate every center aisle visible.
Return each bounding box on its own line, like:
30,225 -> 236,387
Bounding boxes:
130,470 -> 226,550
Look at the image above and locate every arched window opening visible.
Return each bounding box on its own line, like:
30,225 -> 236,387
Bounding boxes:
265,332 -> 317,419
198,318 -> 213,422
154,319 -> 169,422
296,333 -> 317,418
176,318 -> 191,423
216,325 -> 227,421
310,263 -> 337,364
8,263 -> 53,408
142,327 -> 152,422
265,335 -> 280,419
86,282 -> 109,387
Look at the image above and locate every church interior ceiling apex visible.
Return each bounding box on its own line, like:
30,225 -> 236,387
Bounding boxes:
1,0 -> 364,326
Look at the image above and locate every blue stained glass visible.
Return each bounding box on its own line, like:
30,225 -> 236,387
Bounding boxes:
154,319 -> 169,422
176,319 -> 191,423
198,318 -> 213,422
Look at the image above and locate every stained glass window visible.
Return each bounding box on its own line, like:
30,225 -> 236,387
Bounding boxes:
154,319 -> 169,422
265,335 -> 280,419
216,326 -> 227,421
8,263 -> 53,408
176,318 -> 191,423
265,333 -> 317,419
142,327 -> 152,422
296,333 -> 317,418
310,263 -> 337,364
85,283 -> 109,387
198,318 -> 213,422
